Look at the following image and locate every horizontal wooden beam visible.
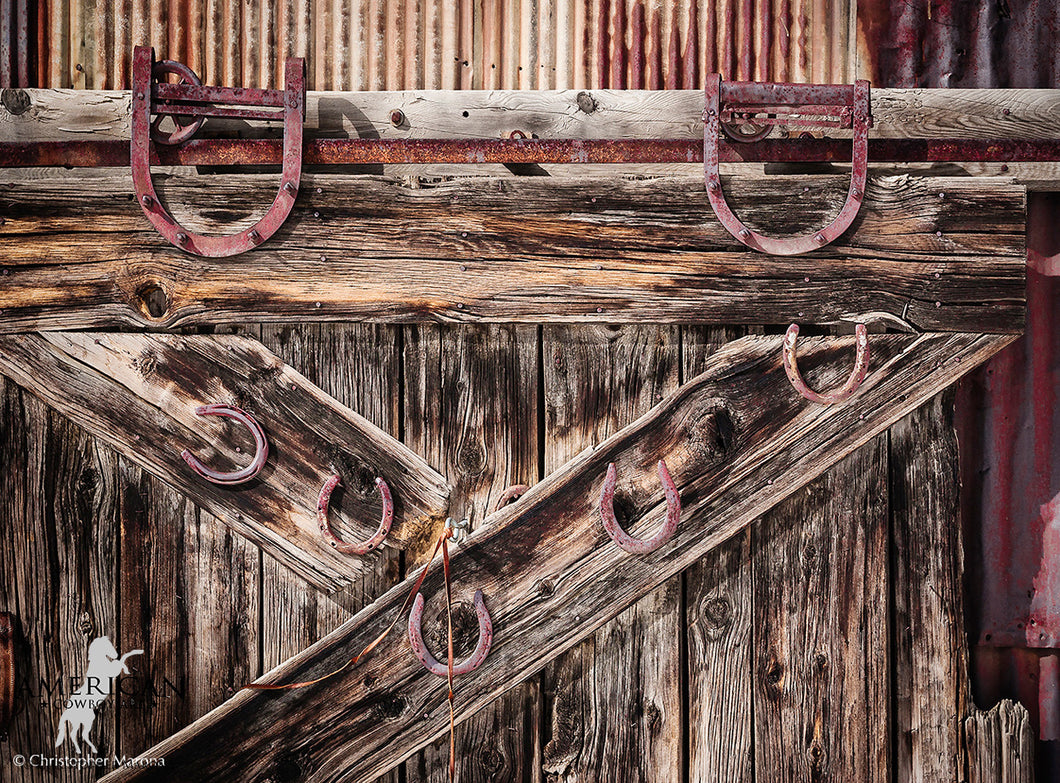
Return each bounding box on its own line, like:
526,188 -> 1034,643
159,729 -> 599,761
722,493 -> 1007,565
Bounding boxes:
100,330 -> 1016,783
0,333 -> 451,593
3,88 -> 1059,143
0,173 -> 1025,332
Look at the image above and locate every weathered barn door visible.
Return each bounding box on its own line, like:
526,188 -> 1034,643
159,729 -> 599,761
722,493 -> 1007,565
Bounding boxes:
0,4 -> 1047,782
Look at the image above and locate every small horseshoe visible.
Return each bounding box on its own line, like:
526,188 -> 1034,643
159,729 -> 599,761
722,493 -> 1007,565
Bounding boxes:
493,484 -> 530,512
317,475 -> 393,555
599,460 -> 681,554
408,591 -> 493,677
180,404 -> 268,485
783,323 -> 870,404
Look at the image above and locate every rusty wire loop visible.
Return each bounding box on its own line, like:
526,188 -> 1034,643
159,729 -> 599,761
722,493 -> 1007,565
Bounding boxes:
408,590 -> 493,678
599,460 -> 681,554
180,404 -> 269,485
317,475 -> 394,555
783,323 -> 870,404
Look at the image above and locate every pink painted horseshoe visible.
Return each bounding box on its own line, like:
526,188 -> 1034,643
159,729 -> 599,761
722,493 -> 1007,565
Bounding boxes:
599,460 -> 681,554
180,404 -> 268,484
130,46 -> 305,257
704,75 -> 871,255
316,474 -> 394,555
408,591 -> 493,677
783,323 -> 870,404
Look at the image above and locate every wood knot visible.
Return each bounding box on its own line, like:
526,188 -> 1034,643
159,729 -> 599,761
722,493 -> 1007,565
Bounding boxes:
537,577 -> 556,597
1,88 -> 31,115
375,693 -> 409,720
576,91 -> 597,114
274,754 -> 305,783
764,656 -> 784,693
701,595 -> 733,639
456,442 -> 487,476
136,282 -> 169,320
478,746 -> 505,775
686,405 -> 736,463
424,599 -> 479,658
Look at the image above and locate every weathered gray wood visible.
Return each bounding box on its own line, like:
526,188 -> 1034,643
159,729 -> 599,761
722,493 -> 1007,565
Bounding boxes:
3,88 -> 1059,143
98,331 -> 1015,783
402,325 -> 541,782
0,376 -> 120,783
891,391 -> 970,781
682,326 -> 754,783
117,473 -> 260,755
254,323 -> 403,783
752,435 -> 890,782
0,174 -> 1027,333
964,701 -> 1035,783
0,333 -> 451,593
541,325 -> 682,783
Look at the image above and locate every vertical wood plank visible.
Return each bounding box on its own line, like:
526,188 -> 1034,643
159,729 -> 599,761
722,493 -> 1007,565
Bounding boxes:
752,432 -> 890,783
403,324 -> 541,783
891,391 -> 970,782
0,377 -> 119,783
683,326 -> 754,783
254,324 -> 403,783
116,466 -> 259,756
540,324 -> 682,783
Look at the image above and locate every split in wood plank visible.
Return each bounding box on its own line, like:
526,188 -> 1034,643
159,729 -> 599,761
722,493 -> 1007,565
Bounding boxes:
0,174 -> 1026,333
0,333 -> 451,593
98,330 -> 1016,783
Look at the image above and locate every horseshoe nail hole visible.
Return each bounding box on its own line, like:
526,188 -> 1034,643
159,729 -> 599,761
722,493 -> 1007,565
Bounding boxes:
138,283 -> 169,320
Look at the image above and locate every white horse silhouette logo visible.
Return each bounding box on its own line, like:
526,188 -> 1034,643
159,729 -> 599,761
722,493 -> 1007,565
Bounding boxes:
54,636 -> 143,755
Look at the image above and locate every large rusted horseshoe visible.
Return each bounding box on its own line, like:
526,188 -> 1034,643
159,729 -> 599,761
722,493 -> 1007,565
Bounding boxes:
180,404 -> 269,485
131,46 -> 305,257
599,460 -> 681,554
783,323 -> 870,404
408,591 -> 493,677
316,474 -> 394,555
704,75 -> 871,255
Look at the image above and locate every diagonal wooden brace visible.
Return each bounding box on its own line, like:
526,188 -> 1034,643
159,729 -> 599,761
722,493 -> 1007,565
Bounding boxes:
99,330 -> 1016,782
0,333 -> 451,592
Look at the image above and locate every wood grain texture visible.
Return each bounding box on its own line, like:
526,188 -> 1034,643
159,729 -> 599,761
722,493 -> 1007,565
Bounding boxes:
890,391 -> 971,782
541,325 -> 681,783
254,323 -> 404,783
682,326 -> 754,783
98,331 -> 1015,783
0,376 -> 120,783
752,435 -> 890,782
964,700 -> 1035,783
0,173 -> 1026,333
3,88 -> 1059,143
402,325 -> 541,782
0,333 -> 451,593
117,471 -> 260,756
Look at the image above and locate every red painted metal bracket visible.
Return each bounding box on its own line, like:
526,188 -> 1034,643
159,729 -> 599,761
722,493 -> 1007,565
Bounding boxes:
130,46 -> 305,257
704,75 -> 872,255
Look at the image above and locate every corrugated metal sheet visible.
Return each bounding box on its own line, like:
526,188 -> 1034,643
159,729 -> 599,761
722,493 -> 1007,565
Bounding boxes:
859,0 -> 1060,772
30,0 -> 855,90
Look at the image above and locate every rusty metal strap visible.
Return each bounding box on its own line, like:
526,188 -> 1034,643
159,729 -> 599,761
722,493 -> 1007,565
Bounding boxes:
130,46 -> 305,257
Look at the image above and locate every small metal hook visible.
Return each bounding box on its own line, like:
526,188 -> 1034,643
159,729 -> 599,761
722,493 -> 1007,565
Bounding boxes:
317,474 -> 393,555
783,323 -> 870,404
445,516 -> 471,545
180,404 -> 269,485
408,590 -> 493,677
599,460 -> 681,554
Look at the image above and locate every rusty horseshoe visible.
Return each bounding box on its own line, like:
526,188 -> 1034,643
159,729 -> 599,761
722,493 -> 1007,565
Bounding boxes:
317,474 -> 394,555
599,460 -> 681,554
180,404 -> 269,484
783,323 -> 870,404
408,591 -> 493,677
